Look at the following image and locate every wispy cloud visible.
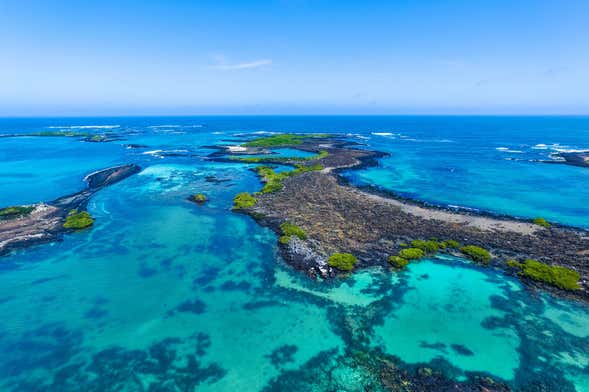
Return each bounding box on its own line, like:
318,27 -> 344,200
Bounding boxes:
211,58 -> 272,70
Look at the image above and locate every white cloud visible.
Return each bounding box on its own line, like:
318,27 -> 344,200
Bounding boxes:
211,59 -> 272,70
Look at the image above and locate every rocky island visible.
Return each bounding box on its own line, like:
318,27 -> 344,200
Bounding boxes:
0,164 -> 140,256
222,134 -> 589,302
548,151 -> 589,168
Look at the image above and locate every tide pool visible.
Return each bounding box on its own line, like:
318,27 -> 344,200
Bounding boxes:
373,260 -> 520,380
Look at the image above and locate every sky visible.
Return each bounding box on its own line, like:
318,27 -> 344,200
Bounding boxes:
0,0 -> 588,116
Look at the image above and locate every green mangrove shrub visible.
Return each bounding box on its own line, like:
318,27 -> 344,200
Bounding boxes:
410,239 -> 439,254
232,192 -> 257,209
398,248 -> 425,260
243,133 -> 329,148
506,259 -> 523,269
243,134 -> 305,147
388,256 -> 409,269
279,235 -> 291,245
0,205 -> 35,219
441,239 -> 460,249
280,222 -> 307,240
328,253 -> 358,271
191,193 -> 207,203
63,210 -> 94,230
256,166 -> 289,193
290,163 -> 323,175
532,217 -> 551,228
256,164 -> 323,194
31,130 -> 89,137
460,245 -> 491,264
509,259 -> 580,290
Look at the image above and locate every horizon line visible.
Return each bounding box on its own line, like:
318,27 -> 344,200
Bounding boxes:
1,113 -> 589,119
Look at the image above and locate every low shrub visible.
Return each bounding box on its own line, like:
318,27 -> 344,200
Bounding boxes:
441,239 -> 460,249
291,163 -> 323,174
506,259 -> 523,269
31,130 -> 89,137
280,222 -> 307,240
232,192 -> 257,209
460,245 -> 491,264
532,217 -> 551,228
314,150 -> 329,160
328,253 -> 358,271
388,256 -> 409,269
0,205 -> 34,219
256,164 -> 323,194
63,210 -> 94,230
410,239 -> 439,254
512,259 -> 580,290
243,133 -> 329,147
243,134 -> 305,147
279,235 -> 291,245
192,193 -> 207,203
398,248 -> 425,260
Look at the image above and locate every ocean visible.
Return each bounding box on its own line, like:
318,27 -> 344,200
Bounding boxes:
0,116 -> 588,391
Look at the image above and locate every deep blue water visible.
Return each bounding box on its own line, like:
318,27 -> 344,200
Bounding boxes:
2,116 -> 588,227
0,116 -> 588,391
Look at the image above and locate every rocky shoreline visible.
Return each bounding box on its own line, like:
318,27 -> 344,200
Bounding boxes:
0,164 -> 140,256
225,136 -> 589,302
545,151 -> 589,168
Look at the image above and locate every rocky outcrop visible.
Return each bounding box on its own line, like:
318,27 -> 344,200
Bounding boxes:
234,139 -> 589,302
544,151 -> 589,168
0,164 -> 140,256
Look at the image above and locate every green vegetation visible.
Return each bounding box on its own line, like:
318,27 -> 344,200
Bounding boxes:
243,133 -> 329,147
256,166 -> 289,193
280,222 -> 307,240
388,256 -> 409,269
232,192 -> 257,209
508,259 -> 580,290
327,253 -> 358,271
441,239 -> 460,249
191,193 -> 207,203
31,131 -> 90,137
506,259 -> 523,269
0,205 -> 35,219
532,217 -> 551,228
63,210 -> 94,230
291,163 -> 323,174
398,248 -> 425,260
256,164 -> 323,193
89,135 -> 107,142
460,245 -> 491,264
410,239 -> 439,254
232,156 -> 281,164
279,235 -> 291,245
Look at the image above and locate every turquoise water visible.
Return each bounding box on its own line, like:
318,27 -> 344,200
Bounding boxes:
0,117 -> 588,391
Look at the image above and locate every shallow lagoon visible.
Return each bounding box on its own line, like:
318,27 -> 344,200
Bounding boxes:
0,117 -> 588,391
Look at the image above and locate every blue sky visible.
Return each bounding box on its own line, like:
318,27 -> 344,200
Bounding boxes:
1,0 -> 588,115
